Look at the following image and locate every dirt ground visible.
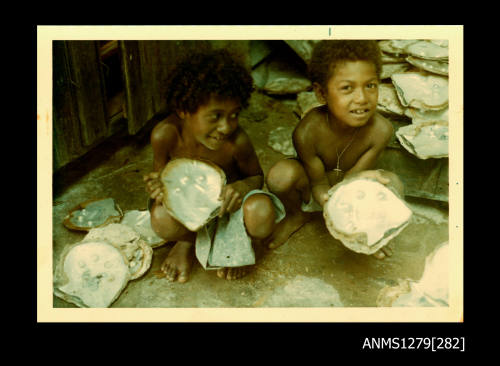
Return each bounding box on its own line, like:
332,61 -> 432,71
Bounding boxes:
51,91 -> 449,310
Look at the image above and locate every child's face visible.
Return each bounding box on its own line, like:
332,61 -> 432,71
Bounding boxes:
321,60 -> 379,128
184,96 -> 241,151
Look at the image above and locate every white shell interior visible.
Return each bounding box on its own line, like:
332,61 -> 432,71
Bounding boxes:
325,179 -> 412,247
391,72 -> 448,110
57,241 -> 130,308
83,223 -> 153,279
162,160 -> 224,231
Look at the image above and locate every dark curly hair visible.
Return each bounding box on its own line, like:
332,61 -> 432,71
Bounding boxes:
308,40 -> 382,88
164,48 -> 254,114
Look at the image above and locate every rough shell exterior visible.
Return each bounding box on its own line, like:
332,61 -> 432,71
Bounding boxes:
404,40 -> 448,61
377,83 -> 406,116
323,178 -> 412,255
268,126 -> 297,156
161,158 -> 226,232
396,120 -> 449,159
83,223 -> 153,280
381,52 -> 407,64
378,40 -> 418,55
404,106 -> 448,125
63,197 -> 123,232
296,91 -> 323,118
380,63 -> 411,80
406,56 -> 448,76
53,240 -> 130,308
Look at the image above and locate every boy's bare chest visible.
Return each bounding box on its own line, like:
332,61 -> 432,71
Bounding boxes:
316,129 -> 368,171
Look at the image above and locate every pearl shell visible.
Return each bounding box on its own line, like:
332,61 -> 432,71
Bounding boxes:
324,178 -> 412,255
161,158 -> 226,232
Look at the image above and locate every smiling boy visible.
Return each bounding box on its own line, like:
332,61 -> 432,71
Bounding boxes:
144,49 -> 284,282
266,40 -> 404,259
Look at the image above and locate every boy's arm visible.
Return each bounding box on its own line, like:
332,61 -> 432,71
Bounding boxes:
293,124 -> 330,207
218,128 -> 263,216
234,128 -> 264,188
151,122 -> 177,172
144,122 -> 178,202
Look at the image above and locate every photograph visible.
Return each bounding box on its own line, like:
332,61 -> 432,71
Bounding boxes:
37,25 -> 463,324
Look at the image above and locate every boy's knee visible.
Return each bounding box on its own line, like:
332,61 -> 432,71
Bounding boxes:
150,202 -> 188,241
243,194 -> 276,239
266,159 -> 305,194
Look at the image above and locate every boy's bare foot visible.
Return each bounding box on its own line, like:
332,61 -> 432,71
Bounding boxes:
265,211 -> 311,249
217,266 -> 251,280
160,240 -> 194,283
372,245 -> 393,260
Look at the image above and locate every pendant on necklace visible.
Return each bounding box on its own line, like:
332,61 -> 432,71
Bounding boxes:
334,168 -> 343,177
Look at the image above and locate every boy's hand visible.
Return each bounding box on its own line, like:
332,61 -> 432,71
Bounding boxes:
143,172 -> 164,201
218,181 -> 250,217
311,183 -> 331,209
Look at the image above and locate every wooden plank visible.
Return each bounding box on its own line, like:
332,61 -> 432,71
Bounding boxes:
138,41 -> 157,121
145,40 -> 169,114
120,41 -> 149,135
99,40 -> 118,59
66,41 -> 108,147
53,41 -> 84,170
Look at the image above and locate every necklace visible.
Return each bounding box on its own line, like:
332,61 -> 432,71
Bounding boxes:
327,113 -> 359,178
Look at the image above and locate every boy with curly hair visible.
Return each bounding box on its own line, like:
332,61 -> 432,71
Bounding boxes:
144,48 -> 285,282
266,40 -> 404,259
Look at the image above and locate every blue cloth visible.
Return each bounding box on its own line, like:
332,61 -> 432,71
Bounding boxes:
195,189 -> 285,269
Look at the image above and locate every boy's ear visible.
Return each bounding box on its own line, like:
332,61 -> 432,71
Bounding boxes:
177,110 -> 187,120
312,82 -> 327,104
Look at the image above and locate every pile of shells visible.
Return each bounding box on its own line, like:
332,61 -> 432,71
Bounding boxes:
377,39 -> 449,160
54,223 -> 154,308
57,195 -> 168,307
